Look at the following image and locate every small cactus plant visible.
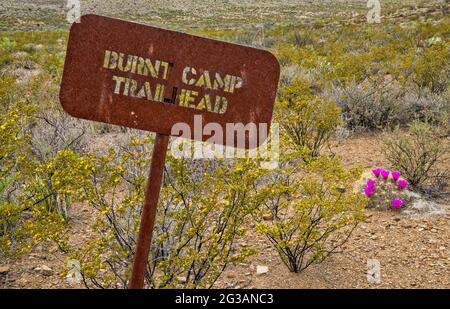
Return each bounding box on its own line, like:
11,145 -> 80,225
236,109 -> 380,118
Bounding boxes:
363,167 -> 410,210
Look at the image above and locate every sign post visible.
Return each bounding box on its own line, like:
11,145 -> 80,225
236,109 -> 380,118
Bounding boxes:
129,133 -> 169,288
60,14 -> 280,289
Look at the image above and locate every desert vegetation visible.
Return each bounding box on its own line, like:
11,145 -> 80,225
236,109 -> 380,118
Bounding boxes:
0,1 -> 449,288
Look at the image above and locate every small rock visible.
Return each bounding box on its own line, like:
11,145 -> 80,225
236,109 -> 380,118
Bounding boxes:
262,214 -> 273,221
35,265 -> 53,276
226,273 -> 236,279
17,278 -> 29,286
177,276 -> 187,284
0,265 -> 10,274
256,265 -> 269,275
224,282 -> 235,288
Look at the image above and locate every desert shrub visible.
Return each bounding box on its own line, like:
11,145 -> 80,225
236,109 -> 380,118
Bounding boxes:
412,41 -> 449,93
279,65 -> 302,87
329,82 -> 408,131
292,31 -> 313,47
329,80 -> 450,132
402,88 -> 450,127
0,76 -> 70,257
0,37 -> 16,52
67,135 -> 259,288
332,52 -> 372,85
0,99 -> 36,179
0,201 -> 68,258
17,73 -> 88,218
383,120 -> 449,191
19,149 -> 94,220
276,78 -> 341,156
0,37 -> 15,66
254,154 -> 366,273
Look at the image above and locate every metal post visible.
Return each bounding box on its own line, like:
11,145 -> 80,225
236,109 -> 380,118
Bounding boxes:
129,133 -> 170,289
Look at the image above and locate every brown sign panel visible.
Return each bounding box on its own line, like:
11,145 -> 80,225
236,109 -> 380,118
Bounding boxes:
60,14 -> 280,148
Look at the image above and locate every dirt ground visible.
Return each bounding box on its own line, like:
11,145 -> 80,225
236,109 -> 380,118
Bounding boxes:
1,133 -> 448,289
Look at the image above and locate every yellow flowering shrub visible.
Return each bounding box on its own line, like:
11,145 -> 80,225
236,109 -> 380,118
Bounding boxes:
66,136 -> 260,288
276,78 -> 341,156
254,152 -> 366,272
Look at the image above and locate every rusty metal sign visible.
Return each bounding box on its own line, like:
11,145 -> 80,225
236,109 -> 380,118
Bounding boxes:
60,14 -> 280,148
60,14 -> 280,289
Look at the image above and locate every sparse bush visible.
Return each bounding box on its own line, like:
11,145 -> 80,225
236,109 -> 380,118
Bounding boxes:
0,37 -> 16,52
279,65 -> 302,87
67,136 -> 259,288
329,82 -> 450,132
403,88 -> 450,128
383,120 -> 449,190
292,31 -> 313,47
255,154 -> 366,273
276,78 -> 341,156
412,42 -> 449,93
0,76 -> 69,257
20,149 -> 94,220
330,82 -> 408,131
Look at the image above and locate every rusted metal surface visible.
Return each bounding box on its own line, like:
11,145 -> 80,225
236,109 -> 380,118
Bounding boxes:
60,14 -> 280,148
60,15 -> 281,289
129,133 -> 169,289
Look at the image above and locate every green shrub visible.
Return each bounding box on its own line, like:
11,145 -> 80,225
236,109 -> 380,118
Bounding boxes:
0,37 -> 16,52
331,82 -> 409,131
383,120 -> 449,190
67,136 -> 259,288
254,153 -> 366,273
0,83 -> 69,257
276,78 -> 341,156
412,42 -> 449,93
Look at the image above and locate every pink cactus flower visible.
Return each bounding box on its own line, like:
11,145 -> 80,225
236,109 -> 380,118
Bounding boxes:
397,179 -> 409,190
391,198 -> 404,209
391,171 -> 401,181
367,179 -> 377,188
381,170 -> 390,179
364,186 -> 375,197
372,167 -> 382,177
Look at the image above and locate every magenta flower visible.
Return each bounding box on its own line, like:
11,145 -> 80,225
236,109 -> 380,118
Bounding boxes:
372,167 -> 382,177
381,170 -> 390,179
366,179 -> 377,188
397,179 -> 409,190
391,198 -> 403,209
391,171 -> 401,181
364,186 -> 375,197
